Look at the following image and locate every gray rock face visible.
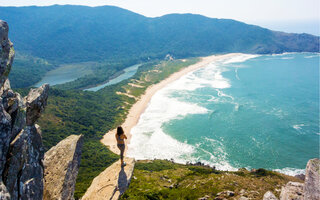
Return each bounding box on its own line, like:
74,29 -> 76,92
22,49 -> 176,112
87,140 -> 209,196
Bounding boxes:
0,19 -> 83,200
0,103 -> 11,175
263,191 -> 278,200
0,20 -> 14,87
25,84 -> 49,126
4,126 -> 44,200
304,158 -> 320,200
43,135 -> 83,200
280,181 -> 304,200
0,20 -> 49,200
0,181 -> 10,200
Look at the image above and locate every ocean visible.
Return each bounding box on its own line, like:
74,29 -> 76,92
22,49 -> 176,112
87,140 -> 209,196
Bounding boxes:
127,53 -> 319,175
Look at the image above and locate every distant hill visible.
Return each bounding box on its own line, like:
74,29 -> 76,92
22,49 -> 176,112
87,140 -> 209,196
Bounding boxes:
0,5 -> 319,63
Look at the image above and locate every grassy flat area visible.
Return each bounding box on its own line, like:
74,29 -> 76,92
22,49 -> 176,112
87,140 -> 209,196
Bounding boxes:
121,160 -> 302,200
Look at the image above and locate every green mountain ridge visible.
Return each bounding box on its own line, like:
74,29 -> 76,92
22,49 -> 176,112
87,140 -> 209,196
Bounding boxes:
1,5 -> 319,63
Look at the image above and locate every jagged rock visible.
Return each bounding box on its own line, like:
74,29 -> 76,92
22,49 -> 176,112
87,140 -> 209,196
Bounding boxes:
0,181 -> 10,200
43,135 -> 84,200
0,79 -> 11,96
280,181 -> 304,200
10,95 -> 26,141
0,103 -> 11,175
4,125 -> 44,200
25,84 -> 49,126
0,20 -> 51,200
0,20 -> 14,87
304,158 -> 320,200
263,191 -> 278,200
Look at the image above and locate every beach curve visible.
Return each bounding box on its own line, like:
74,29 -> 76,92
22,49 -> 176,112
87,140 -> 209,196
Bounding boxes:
101,53 -> 241,155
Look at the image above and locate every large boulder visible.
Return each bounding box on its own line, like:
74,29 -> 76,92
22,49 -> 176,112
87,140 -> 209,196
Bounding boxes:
304,158 -> 320,200
43,135 -> 84,200
280,181 -> 304,200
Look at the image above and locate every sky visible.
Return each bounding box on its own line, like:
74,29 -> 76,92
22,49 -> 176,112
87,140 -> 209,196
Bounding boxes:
0,0 -> 319,35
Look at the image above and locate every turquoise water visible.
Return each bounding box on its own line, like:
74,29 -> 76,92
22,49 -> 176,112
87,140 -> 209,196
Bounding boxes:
85,64 -> 142,91
128,53 -> 319,175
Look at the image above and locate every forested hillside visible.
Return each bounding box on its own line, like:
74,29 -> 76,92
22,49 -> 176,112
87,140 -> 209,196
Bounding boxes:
1,5 -> 319,64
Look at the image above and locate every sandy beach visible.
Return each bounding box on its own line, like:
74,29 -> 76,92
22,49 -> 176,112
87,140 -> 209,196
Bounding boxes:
101,53 -> 241,155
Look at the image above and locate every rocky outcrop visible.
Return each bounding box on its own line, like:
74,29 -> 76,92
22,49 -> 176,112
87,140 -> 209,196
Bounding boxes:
304,158 -> 319,200
280,181 -> 304,200
0,20 -> 49,200
0,20 -> 14,87
1,84 -> 49,200
0,19 -> 84,200
263,191 -> 278,200
43,134 -> 83,200
82,157 -> 135,200
25,85 -> 49,126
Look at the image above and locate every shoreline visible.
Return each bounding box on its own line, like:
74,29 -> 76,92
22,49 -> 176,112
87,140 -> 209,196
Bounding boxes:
101,53 -> 241,155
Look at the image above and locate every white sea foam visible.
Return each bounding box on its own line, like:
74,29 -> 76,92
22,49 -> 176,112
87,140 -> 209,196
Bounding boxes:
304,55 -> 319,58
127,87 -> 207,161
216,89 -> 234,100
128,53 -> 259,167
293,124 -> 305,130
199,137 -> 238,171
223,54 -> 260,64
274,168 -> 305,176
235,68 -> 240,80
281,56 -> 294,60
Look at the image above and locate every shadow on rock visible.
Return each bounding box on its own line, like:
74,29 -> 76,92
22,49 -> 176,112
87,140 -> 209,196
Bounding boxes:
118,167 -> 128,195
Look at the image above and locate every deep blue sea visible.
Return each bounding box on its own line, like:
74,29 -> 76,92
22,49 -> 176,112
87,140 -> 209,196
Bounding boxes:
127,53 -> 319,175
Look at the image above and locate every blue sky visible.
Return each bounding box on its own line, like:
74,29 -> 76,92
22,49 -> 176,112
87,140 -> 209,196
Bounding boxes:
0,0 -> 319,35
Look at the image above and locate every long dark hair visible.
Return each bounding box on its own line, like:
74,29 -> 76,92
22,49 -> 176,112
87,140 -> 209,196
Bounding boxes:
117,126 -> 124,136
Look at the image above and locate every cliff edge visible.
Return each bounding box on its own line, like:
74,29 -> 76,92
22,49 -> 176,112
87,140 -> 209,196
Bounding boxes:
0,20 -> 84,200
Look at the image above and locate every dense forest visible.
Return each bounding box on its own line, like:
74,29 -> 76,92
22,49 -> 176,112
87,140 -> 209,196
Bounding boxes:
1,5 -> 319,64
9,53 -> 56,88
4,5 -> 319,89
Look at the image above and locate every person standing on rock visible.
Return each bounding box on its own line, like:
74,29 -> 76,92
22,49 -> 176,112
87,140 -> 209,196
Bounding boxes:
116,126 -> 127,167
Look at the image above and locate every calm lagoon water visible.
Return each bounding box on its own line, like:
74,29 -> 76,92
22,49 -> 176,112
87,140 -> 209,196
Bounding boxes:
85,63 -> 142,91
127,53 -> 319,175
34,63 -> 141,91
34,63 -> 94,87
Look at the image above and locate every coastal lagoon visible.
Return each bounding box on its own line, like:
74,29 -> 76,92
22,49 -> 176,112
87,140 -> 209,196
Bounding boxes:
127,53 -> 319,175
34,62 -> 94,87
34,62 -> 141,91
85,63 -> 142,91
